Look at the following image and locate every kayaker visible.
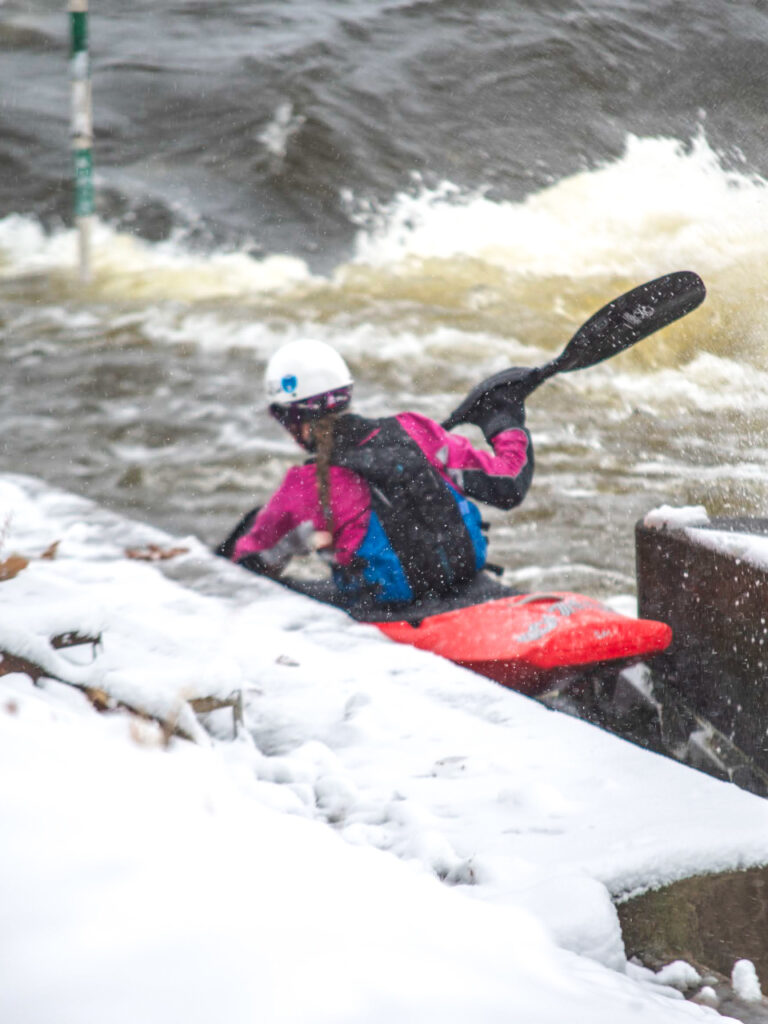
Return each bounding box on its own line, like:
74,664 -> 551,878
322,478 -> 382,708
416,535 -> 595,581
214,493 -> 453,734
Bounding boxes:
224,339 -> 533,607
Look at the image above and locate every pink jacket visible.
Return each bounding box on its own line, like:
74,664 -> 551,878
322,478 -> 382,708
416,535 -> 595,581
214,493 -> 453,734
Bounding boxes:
233,412 -> 531,566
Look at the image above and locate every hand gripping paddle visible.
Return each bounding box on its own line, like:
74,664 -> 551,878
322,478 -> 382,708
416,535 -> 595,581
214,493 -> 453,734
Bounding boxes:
441,270 -> 706,431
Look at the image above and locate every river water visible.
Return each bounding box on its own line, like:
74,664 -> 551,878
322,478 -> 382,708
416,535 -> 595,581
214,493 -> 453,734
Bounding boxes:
2,0 -> 768,597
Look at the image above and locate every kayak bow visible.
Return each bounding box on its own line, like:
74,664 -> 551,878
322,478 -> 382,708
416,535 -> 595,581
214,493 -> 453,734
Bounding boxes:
375,590 -> 672,694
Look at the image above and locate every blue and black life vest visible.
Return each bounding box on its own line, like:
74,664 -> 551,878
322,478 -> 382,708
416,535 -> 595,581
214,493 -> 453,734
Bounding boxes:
328,415 -> 487,604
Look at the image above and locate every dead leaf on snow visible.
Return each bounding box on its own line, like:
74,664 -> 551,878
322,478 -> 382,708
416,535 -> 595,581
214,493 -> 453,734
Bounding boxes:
124,544 -> 190,562
50,631 -> 102,652
0,649 -> 45,680
0,555 -> 29,582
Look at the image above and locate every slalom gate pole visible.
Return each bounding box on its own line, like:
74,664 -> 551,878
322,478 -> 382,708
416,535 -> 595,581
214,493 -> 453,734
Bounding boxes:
68,0 -> 93,283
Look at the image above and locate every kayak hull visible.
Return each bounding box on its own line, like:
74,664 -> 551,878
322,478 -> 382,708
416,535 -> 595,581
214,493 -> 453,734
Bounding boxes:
374,591 -> 672,695
219,512 -> 673,695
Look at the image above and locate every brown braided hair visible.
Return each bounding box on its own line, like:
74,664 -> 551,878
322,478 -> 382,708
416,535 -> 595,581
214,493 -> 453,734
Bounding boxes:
310,414 -> 337,536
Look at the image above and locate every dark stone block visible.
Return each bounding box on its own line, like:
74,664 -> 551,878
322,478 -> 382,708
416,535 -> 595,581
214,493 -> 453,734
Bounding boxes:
636,516 -> 768,773
618,865 -> 768,1012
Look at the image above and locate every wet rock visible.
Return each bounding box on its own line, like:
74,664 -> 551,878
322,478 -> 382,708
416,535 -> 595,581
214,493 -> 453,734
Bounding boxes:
636,514 -> 768,778
618,866 -> 768,1021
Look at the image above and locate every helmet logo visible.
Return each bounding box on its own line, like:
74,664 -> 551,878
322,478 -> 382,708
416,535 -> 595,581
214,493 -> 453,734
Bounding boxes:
281,374 -> 298,394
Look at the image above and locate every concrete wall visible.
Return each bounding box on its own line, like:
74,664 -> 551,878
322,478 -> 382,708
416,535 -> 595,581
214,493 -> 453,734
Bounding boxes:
636,516 -> 768,774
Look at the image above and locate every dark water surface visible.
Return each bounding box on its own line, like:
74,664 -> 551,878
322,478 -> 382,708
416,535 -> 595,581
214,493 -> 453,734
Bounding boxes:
2,0 -> 768,596
4,0 -> 768,260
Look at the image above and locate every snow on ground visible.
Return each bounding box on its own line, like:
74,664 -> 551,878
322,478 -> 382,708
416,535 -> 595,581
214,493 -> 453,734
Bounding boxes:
2,473 -> 768,1023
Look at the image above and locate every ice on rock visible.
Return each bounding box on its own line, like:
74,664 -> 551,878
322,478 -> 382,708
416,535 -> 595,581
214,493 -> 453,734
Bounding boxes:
732,959 -> 763,1002
643,501 -> 768,571
655,961 -> 702,991
644,505 -> 710,529
691,986 -> 719,1008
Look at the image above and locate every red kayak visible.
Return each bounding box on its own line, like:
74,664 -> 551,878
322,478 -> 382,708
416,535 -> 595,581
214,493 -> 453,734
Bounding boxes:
242,564 -> 673,695
375,590 -> 672,695
220,512 -> 672,695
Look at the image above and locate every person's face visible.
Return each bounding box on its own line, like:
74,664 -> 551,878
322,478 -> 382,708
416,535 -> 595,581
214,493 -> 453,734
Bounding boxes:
269,403 -> 314,450
284,419 -> 313,451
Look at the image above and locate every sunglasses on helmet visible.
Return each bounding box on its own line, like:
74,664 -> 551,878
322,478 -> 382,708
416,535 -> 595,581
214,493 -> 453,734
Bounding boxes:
268,402 -> 307,430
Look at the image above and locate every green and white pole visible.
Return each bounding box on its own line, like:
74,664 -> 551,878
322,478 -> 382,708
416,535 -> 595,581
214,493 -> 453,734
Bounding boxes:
69,0 -> 93,282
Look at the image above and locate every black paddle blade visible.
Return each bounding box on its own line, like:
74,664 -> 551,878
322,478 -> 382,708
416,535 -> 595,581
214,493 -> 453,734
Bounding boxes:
441,270 -> 706,431
543,270 -> 706,378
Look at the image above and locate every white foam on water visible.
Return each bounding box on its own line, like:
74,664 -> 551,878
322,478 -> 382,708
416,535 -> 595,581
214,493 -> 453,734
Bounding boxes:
2,131 -> 766,299
4,131 -> 768,422
137,307 -> 539,382
0,214 -> 316,300
351,133 -> 768,280
566,352 -> 768,413
258,101 -> 306,161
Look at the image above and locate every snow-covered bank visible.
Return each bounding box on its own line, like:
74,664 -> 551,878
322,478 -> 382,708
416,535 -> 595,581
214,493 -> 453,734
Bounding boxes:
2,473 -> 767,1023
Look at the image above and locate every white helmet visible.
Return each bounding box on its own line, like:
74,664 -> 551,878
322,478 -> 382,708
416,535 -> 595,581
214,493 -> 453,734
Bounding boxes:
265,340 -> 353,423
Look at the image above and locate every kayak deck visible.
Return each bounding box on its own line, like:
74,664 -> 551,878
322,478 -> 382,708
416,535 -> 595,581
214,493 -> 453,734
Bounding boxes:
235,563 -> 672,695
375,591 -> 672,695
